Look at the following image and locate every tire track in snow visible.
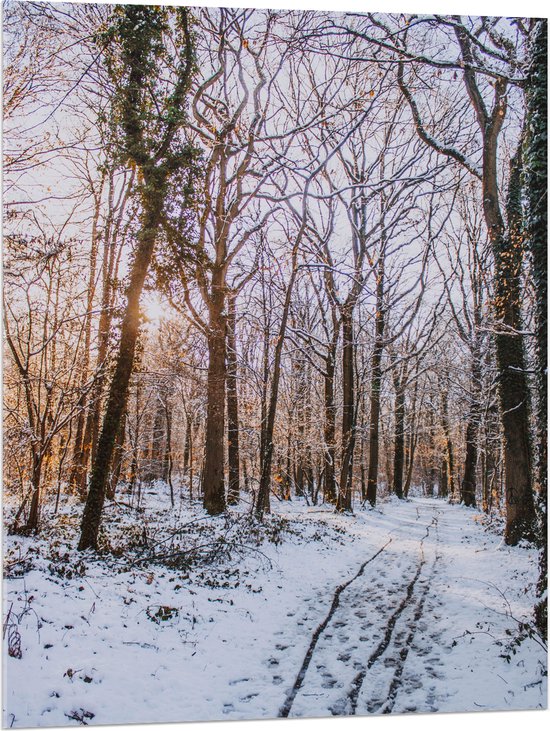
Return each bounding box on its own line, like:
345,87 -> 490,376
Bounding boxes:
376,510 -> 442,715
346,511 -> 441,716
278,537 -> 393,718
280,505 -> 440,718
377,558 -> 438,714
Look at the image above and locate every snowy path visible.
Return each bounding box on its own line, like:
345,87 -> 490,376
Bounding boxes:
3,497 -> 546,726
280,501 -> 442,717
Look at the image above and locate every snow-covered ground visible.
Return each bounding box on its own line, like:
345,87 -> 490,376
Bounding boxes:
2,489 -> 547,727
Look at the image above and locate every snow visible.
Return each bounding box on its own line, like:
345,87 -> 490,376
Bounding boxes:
2,489 -> 547,728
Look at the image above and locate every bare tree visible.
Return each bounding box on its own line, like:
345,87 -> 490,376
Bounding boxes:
3,232 -> 90,531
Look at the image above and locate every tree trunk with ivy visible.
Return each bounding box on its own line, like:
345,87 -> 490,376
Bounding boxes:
79,197 -> 164,550
454,30 -> 535,543
399,27 -> 536,540
79,4 -> 197,550
493,145 -> 535,545
524,18 -> 548,639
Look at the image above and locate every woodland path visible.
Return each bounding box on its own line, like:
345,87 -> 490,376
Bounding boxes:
278,500 -> 443,717
3,497 -> 545,727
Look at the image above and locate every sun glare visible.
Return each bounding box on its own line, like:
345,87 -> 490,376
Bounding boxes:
142,293 -> 171,325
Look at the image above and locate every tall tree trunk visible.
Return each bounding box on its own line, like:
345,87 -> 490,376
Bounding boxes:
403,432 -> 416,499
295,350 -> 306,498
75,172 -> 132,498
440,458 -> 448,499
403,375 -> 419,498
69,182 -> 103,493
25,451 -> 43,533
392,382 -> 406,499
525,18 -> 547,639
425,409 -> 436,497
494,146 -> 535,543
323,346 -> 337,503
257,268 -> 273,515
107,411 -> 126,500
226,294 -> 240,505
76,235 -> 116,495
306,446 -> 315,500
366,268 -> 385,506
183,417 -> 192,476
188,421 -> 194,501
337,308 -> 355,512
283,428 -> 292,500
303,354 -> 314,499
163,399 -> 174,506
149,391 -> 166,482
78,197 -> 163,550
440,389 -> 455,501
360,435 -> 366,502
55,425 -> 72,513
461,355 -> 481,507
403,418 -> 417,499
242,457 -> 249,494
203,286 -> 227,515
128,380 -> 141,500
256,254 -> 300,518
293,326 -> 312,500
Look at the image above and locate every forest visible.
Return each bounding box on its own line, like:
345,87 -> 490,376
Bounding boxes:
2,1 -> 548,726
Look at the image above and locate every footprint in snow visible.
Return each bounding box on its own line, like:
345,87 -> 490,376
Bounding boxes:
329,698 -> 349,716
240,693 -> 259,702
